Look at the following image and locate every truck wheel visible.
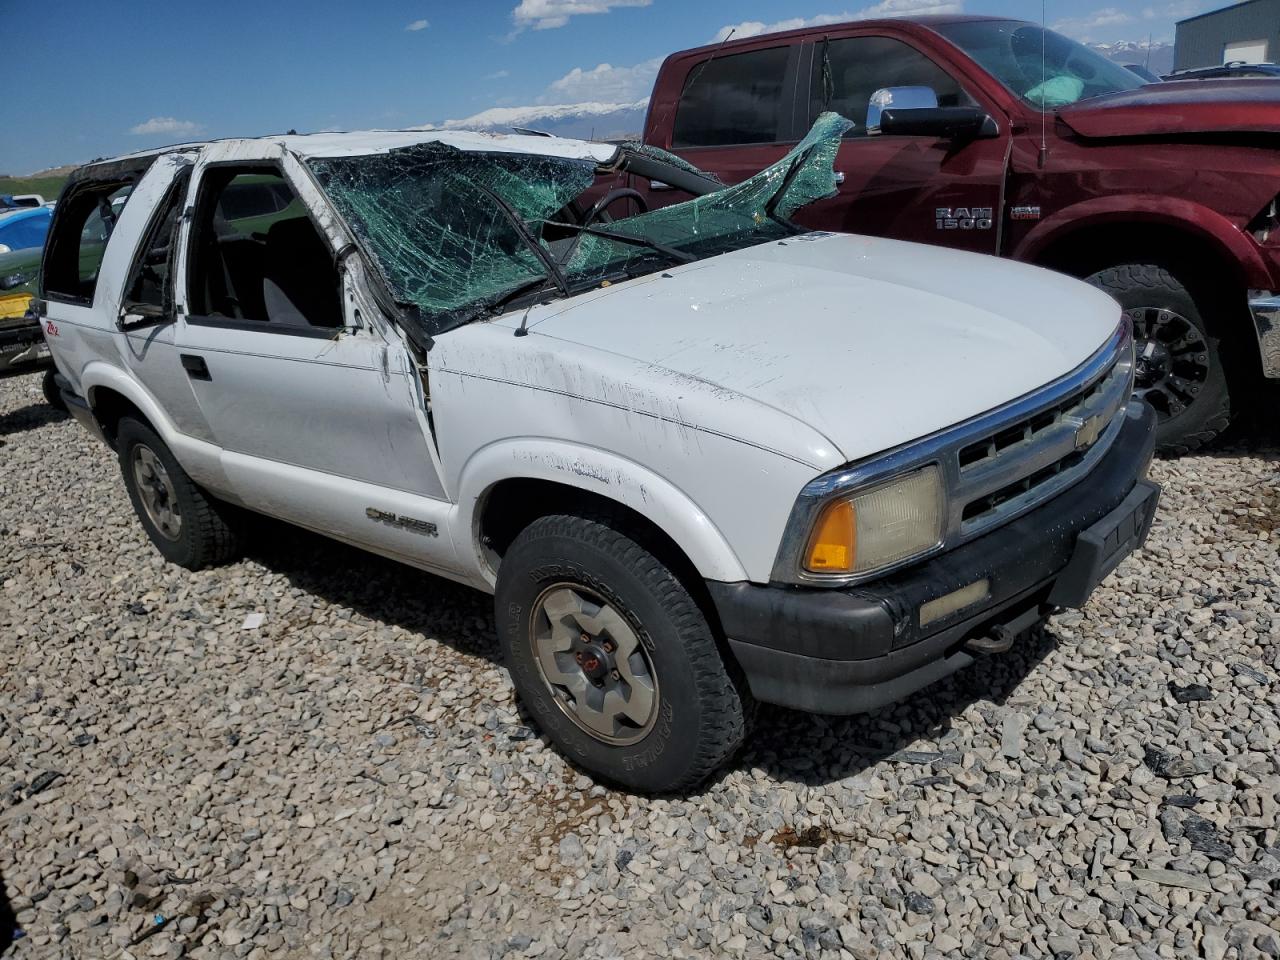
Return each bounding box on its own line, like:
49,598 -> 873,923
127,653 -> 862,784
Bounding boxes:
495,513 -> 750,793
116,417 -> 241,570
1086,264 -> 1231,455
41,368 -> 67,412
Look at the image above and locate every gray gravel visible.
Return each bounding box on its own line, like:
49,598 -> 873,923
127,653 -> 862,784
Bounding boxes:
1,368 -> 1278,960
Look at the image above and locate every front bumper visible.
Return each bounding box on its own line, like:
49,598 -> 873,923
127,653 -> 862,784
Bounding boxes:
709,401 -> 1160,715
1249,292 -> 1280,379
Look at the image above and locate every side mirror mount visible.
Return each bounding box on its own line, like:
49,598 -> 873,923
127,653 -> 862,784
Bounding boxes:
877,106 -> 998,141
118,301 -> 170,330
866,86 -> 939,134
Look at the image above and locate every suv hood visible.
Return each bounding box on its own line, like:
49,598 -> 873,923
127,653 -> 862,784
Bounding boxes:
522,233 -> 1121,463
1059,80 -> 1280,139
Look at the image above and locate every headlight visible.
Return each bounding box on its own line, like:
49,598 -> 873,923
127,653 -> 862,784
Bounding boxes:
803,465 -> 943,576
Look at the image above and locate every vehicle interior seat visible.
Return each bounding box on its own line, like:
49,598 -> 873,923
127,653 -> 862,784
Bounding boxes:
261,217 -> 342,328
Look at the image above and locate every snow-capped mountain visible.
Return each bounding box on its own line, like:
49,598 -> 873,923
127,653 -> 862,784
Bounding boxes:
417,100 -> 648,141
1086,40 -> 1175,76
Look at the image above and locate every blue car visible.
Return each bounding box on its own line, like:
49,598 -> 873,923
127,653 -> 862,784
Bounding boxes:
0,206 -> 52,253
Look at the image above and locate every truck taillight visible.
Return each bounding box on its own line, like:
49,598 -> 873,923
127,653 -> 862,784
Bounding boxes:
1249,197 -> 1279,243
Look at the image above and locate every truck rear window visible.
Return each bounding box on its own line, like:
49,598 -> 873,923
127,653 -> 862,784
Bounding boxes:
672,46 -> 791,148
42,182 -> 133,305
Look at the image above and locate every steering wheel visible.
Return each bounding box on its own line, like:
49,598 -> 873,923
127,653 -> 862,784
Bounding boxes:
583,188 -> 648,226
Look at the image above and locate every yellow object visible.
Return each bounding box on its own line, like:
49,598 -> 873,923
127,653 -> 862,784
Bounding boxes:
919,579 -> 990,627
806,499 -> 856,572
0,292 -> 32,319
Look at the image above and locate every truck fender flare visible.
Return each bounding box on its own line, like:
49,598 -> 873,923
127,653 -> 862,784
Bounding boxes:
453,439 -> 750,585
1011,194 -> 1273,290
80,360 -> 179,442
79,361 -> 228,491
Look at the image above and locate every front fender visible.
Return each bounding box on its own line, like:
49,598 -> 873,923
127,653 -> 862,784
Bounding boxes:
1012,194 -> 1275,290
451,438 -> 751,587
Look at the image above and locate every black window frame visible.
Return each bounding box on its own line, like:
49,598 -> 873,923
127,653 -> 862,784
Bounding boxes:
805,34 -> 978,138
184,161 -> 344,340
41,164 -> 146,307
119,166 -> 192,328
671,43 -> 805,149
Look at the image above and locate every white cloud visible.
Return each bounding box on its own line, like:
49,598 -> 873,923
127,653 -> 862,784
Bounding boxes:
512,0 -> 651,32
711,0 -> 963,43
485,69 -> 511,80
405,18 -> 429,31
1052,7 -> 1135,39
543,57 -> 662,103
128,117 -> 201,136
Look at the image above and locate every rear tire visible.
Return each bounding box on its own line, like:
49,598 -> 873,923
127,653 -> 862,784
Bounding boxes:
495,513 -> 750,793
117,417 -> 241,570
41,368 -> 66,412
1085,263 -> 1232,456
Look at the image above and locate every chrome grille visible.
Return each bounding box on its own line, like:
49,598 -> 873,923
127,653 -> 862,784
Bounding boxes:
771,320 -> 1135,587
955,347 -> 1133,533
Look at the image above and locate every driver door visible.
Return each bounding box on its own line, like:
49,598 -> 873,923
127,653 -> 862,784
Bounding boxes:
170,145 -> 457,572
794,33 -> 1011,255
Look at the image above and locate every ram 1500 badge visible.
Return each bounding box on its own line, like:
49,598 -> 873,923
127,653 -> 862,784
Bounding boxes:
37,116 -> 1159,792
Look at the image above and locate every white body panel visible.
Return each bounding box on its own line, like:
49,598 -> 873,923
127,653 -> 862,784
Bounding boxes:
40,131 -> 1120,593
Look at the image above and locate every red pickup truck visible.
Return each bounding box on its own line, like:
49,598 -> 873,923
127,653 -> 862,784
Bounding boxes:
622,15 -> 1280,454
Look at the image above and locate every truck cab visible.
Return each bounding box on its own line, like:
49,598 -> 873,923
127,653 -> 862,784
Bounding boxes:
37,124 -> 1158,792
640,16 -> 1280,454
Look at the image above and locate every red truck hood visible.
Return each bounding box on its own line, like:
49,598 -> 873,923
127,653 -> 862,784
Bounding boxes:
1059,80 -> 1280,139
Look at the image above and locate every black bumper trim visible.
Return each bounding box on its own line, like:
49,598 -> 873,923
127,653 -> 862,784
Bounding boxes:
710,401 -> 1159,714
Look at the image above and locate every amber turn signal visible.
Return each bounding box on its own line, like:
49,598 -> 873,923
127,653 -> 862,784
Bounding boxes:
805,499 -> 856,572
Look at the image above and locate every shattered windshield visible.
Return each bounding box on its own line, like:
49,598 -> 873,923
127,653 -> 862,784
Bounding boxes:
934,20 -> 1144,107
307,112 -> 852,338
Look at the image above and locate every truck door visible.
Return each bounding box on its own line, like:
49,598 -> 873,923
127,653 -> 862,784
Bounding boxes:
172,153 -> 457,572
795,34 -> 1011,255
642,43 -> 805,207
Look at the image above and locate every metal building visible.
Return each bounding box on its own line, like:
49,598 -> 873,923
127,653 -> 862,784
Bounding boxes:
1174,0 -> 1280,70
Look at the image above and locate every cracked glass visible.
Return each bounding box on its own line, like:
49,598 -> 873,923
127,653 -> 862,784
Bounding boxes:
307,112 -> 853,338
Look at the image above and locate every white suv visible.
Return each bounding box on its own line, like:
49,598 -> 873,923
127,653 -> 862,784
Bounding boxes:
37,117 -> 1159,792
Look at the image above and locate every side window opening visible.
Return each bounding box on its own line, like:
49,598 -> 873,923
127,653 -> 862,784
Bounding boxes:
812,36 -> 976,138
43,181 -> 134,303
187,167 -> 342,329
671,46 -> 792,148
123,169 -> 190,314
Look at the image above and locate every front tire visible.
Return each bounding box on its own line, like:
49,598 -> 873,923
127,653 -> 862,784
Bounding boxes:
495,514 -> 750,793
117,417 -> 241,570
1085,263 -> 1232,455
41,368 -> 67,412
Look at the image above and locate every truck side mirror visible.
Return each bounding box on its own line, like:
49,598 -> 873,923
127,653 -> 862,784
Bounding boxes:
877,106 -> 998,141
866,86 -> 938,134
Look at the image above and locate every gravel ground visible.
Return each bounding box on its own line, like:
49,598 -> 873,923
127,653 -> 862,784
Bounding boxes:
1,368 -> 1278,960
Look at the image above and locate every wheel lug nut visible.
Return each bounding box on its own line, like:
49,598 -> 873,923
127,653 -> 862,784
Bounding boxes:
610,669 -> 620,680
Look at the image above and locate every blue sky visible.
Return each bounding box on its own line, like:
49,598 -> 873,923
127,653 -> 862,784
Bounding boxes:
8,0 -> 1219,174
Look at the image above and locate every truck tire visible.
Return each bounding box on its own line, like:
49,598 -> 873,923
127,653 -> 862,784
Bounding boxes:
495,513 -> 750,793
116,417 -> 241,570
1085,264 -> 1231,455
41,368 -> 67,412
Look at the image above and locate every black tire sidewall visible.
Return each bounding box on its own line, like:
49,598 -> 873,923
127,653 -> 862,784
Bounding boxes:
41,368 -> 66,411
496,519 -> 737,793
1086,264 -> 1231,454
117,418 -> 207,567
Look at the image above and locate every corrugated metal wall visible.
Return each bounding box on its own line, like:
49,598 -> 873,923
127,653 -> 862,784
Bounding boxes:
1174,0 -> 1280,69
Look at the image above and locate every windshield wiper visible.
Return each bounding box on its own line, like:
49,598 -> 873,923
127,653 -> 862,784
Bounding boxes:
472,182 -> 571,298
763,145 -> 818,225
476,276 -> 559,320
545,220 -> 697,267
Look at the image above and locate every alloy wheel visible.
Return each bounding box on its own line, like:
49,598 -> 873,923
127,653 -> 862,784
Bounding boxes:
1127,306 -> 1211,420
529,583 -> 659,746
131,444 -> 182,541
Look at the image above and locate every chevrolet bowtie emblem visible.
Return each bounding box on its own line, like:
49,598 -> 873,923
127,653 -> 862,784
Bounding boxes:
1073,414 -> 1105,450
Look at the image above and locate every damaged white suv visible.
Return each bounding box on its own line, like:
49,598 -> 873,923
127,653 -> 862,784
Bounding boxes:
38,115 -> 1159,792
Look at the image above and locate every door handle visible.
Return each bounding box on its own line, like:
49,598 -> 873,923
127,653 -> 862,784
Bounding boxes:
833,171 -> 846,185
180,353 -> 211,381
